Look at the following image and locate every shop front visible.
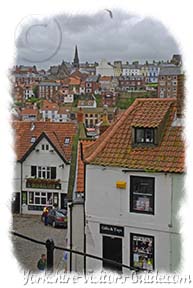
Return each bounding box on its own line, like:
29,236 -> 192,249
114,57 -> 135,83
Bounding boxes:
21,191 -> 65,213
100,223 -> 124,272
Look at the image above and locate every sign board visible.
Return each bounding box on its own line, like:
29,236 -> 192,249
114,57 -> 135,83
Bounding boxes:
100,224 -> 124,237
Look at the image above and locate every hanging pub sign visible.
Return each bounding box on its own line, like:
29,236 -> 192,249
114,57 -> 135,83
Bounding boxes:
100,223 -> 124,237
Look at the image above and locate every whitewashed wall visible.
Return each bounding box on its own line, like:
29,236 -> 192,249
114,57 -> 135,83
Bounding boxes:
13,162 -> 21,192
22,137 -> 70,193
85,165 -> 183,272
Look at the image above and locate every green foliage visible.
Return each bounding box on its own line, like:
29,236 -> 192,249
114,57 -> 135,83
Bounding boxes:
72,94 -> 79,107
94,94 -> 102,107
14,101 -> 23,107
32,85 -> 39,97
27,97 -> 40,104
117,97 -> 136,109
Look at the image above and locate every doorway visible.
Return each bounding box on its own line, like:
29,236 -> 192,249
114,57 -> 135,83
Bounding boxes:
12,192 -> 20,213
103,236 -> 122,272
61,193 -> 67,209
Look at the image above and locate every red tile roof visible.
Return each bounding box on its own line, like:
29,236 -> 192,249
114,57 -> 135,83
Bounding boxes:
69,77 -> 81,86
58,106 -> 70,114
84,98 -> 185,173
130,100 -> 172,127
13,121 -> 77,162
100,76 -> 112,81
76,140 -> 94,193
41,100 -> 59,111
20,108 -> 38,116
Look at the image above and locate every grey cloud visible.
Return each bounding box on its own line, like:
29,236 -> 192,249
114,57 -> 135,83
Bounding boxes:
15,10 -> 180,69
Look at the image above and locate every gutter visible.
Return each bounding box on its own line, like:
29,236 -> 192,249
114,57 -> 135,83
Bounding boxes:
20,162 -> 23,214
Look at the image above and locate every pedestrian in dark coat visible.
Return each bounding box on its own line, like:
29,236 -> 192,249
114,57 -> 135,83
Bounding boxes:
37,254 -> 47,271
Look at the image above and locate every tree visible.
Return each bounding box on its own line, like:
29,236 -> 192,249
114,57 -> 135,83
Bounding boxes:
32,85 -> 39,98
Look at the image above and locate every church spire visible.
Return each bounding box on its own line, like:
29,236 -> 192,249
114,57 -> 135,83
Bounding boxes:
73,45 -> 79,68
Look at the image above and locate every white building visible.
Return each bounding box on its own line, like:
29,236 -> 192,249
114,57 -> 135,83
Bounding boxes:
96,59 -> 114,77
40,100 -> 59,122
83,98 -> 184,273
122,63 -> 142,77
12,121 -> 77,214
23,85 -> 35,100
64,93 -> 74,104
55,107 -> 71,123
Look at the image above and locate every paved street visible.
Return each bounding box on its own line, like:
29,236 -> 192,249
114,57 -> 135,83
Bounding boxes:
12,214 -> 67,272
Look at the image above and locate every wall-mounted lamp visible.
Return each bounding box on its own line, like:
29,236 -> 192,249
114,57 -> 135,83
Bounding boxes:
59,164 -> 64,168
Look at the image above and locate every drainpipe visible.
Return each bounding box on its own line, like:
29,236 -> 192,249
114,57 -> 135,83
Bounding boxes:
169,174 -> 174,271
80,142 -> 86,276
83,168 -> 86,276
20,162 -> 23,214
69,202 -> 73,272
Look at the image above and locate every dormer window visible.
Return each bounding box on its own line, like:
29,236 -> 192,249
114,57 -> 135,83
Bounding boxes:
135,128 -> 154,144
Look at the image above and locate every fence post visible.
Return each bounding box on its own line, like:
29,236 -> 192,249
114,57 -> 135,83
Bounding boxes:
46,238 -> 55,272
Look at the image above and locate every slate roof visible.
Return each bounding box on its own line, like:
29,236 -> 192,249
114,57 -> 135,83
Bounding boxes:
39,81 -> 60,86
159,66 -> 182,76
13,121 -> 77,162
84,98 -> 185,173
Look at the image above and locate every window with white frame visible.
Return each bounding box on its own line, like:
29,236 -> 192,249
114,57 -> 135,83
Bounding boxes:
29,191 -> 47,205
31,166 -> 56,179
64,137 -> 70,145
28,192 -> 58,206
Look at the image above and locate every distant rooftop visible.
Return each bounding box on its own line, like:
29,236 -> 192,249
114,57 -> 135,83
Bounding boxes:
159,66 -> 182,76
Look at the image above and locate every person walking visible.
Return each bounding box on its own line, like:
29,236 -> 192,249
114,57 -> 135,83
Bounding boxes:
44,207 -> 49,226
37,254 -> 47,271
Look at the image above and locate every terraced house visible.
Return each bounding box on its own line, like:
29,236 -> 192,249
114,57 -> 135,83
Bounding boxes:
84,98 -> 184,273
12,121 -> 77,214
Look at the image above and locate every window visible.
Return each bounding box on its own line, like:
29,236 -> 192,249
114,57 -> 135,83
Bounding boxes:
130,176 -> 154,214
29,192 -> 34,204
135,128 -> 154,144
28,192 -> 47,206
30,136 -> 36,143
130,233 -> 154,270
64,137 -> 70,145
41,144 -> 49,151
31,166 -> 56,179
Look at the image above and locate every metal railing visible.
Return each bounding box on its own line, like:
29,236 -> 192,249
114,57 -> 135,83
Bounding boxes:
11,230 -> 145,274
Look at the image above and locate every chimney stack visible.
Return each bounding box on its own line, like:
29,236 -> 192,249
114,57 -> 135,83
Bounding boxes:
99,109 -> 110,135
77,107 -> 84,123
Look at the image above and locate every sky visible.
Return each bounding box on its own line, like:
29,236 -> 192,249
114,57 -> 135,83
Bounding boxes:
15,10 -> 180,70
